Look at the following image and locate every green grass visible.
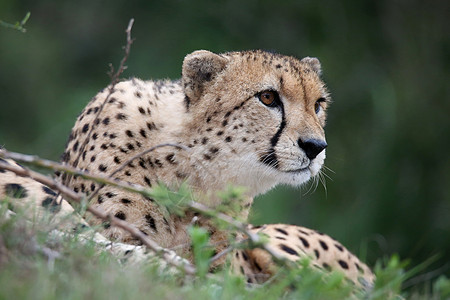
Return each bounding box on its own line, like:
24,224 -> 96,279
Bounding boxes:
1,200 -> 448,300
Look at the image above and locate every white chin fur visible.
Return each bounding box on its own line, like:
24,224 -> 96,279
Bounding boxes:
272,149 -> 326,187
235,150 -> 326,196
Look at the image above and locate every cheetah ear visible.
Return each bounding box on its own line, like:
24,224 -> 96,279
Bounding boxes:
301,57 -> 322,75
182,50 -> 229,101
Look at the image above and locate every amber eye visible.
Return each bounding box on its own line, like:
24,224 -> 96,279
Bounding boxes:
315,97 -> 326,114
258,90 -> 279,107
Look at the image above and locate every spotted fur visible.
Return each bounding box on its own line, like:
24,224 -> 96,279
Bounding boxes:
234,224 -> 374,289
0,50 -> 374,288
0,157 -> 81,229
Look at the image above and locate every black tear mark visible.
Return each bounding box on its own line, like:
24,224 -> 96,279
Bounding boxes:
5,183 -> 28,198
269,105 -> 286,147
260,103 -> 285,168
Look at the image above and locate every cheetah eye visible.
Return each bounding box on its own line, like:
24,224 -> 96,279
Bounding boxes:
314,97 -> 326,114
257,90 -> 280,107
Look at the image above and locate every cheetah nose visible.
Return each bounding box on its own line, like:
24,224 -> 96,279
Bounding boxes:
298,138 -> 327,160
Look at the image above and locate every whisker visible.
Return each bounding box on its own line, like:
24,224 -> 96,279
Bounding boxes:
318,171 -> 328,197
303,176 -> 316,196
323,165 -> 335,174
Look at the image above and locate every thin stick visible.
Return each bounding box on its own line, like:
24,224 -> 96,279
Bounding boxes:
1,149 -> 290,267
69,18 -> 135,185
108,18 -> 135,85
85,143 -> 188,204
188,202 -> 287,264
0,159 -> 196,275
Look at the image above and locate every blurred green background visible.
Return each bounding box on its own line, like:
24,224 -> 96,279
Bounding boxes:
1,0 -> 449,283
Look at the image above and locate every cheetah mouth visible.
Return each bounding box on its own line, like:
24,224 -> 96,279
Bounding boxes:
283,166 -> 310,173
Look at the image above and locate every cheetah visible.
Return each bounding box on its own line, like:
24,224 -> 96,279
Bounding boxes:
0,50 -> 374,288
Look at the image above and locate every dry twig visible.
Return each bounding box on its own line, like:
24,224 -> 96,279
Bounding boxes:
0,149 -> 289,268
0,153 -> 196,275
0,17 -> 290,278
69,18 -> 135,184
85,143 -> 188,205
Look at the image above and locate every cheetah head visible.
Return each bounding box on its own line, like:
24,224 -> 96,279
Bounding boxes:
182,50 -> 330,196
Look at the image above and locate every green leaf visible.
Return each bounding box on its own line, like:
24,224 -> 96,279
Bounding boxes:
188,226 -> 214,278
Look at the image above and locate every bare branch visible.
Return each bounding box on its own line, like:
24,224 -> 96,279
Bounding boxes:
85,143 -> 188,205
111,143 -> 188,177
188,202 -> 288,264
112,18 -> 135,85
1,149 -> 151,196
68,18 -> 135,187
0,156 -> 196,275
1,148 -> 290,269
0,12 -> 30,33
